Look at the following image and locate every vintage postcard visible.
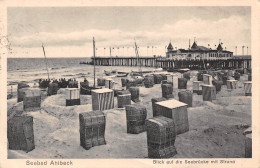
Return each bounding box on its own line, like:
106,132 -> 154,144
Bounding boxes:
0,0 -> 259,168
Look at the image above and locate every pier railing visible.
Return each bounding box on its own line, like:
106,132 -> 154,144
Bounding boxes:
90,56 -> 251,70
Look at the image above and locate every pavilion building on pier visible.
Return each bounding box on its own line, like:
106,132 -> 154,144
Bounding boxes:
166,41 -> 233,60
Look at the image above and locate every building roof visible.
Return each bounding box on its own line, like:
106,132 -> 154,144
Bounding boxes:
166,41 -> 233,54
167,43 -> 173,50
167,49 -> 233,54
178,49 -> 188,53
191,41 -> 211,51
217,44 -> 223,51
197,46 -> 211,51
191,41 -> 198,49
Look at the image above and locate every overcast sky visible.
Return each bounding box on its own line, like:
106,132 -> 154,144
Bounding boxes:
7,7 -> 251,58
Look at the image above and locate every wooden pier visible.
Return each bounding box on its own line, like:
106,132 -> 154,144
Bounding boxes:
90,56 -> 251,70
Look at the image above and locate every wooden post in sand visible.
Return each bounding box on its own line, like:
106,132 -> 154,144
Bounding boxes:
93,37 -> 96,88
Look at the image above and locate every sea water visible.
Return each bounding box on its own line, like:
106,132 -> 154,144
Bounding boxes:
7,57 -> 154,93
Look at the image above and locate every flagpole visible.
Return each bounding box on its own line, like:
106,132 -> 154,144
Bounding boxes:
42,43 -> 50,80
93,37 -> 96,88
110,47 -> 112,68
134,41 -> 142,75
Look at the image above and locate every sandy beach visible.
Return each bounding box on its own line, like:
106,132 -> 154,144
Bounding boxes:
7,65 -> 251,159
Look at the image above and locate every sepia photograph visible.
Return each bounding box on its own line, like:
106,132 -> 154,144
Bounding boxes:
1,2 -> 258,167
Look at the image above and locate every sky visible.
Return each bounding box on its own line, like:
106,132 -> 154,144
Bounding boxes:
7,7 -> 251,58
